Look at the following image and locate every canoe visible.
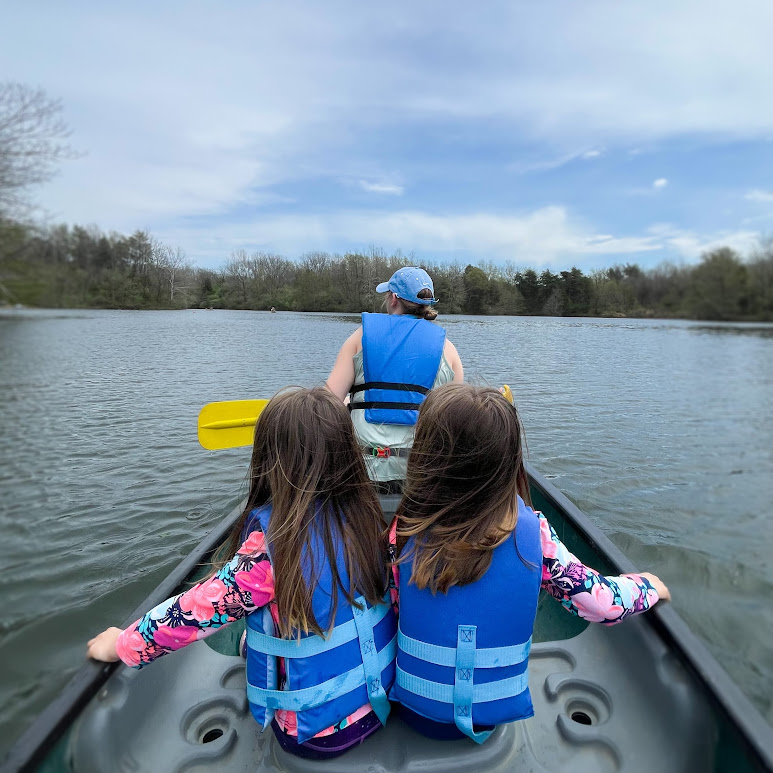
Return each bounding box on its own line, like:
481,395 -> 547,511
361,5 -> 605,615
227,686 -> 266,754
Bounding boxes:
3,463 -> 773,773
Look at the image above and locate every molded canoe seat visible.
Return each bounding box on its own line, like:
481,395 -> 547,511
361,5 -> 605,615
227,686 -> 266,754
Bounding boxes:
69,614 -> 715,773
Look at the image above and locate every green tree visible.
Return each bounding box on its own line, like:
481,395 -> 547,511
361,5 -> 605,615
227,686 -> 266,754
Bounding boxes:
516,269 -> 540,314
462,265 -> 492,314
559,267 -> 592,315
687,248 -> 749,320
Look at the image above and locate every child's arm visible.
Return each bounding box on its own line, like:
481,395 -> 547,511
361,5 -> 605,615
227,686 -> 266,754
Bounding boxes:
87,530 -> 274,667
537,512 -> 669,625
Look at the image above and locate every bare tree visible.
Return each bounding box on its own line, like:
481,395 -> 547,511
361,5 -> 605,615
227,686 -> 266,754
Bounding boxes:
300,251 -> 330,274
0,82 -> 75,215
223,249 -> 252,306
250,252 -> 295,307
160,245 -> 192,303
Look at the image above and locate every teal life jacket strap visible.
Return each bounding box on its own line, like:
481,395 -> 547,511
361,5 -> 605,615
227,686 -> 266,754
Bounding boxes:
453,625 -> 493,744
352,599 -> 392,726
397,628 -> 531,668
246,596 -> 390,658
247,633 -> 396,713
395,624 -> 530,745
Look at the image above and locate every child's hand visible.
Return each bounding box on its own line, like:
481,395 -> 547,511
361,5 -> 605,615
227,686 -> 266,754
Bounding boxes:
639,572 -> 671,602
87,627 -> 123,662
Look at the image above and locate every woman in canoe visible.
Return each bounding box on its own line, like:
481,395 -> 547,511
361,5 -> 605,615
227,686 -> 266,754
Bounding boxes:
326,266 -> 463,492
390,383 -> 670,743
88,387 -> 396,760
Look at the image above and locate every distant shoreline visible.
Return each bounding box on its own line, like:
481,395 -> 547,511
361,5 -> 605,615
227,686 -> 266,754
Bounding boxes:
2,220 -> 772,323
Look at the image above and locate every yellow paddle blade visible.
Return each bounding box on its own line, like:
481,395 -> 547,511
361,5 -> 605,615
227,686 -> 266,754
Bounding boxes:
502,384 -> 514,404
197,399 -> 270,450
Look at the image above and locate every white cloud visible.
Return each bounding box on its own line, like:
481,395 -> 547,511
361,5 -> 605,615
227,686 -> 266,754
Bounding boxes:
508,148 -> 603,175
653,178 -> 669,189
647,224 -> 759,258
2,1 -> 773,249
159,205 -> 665,269
153,207 -> 765,272
745,189 -> 773,203
359,181 -> 404,195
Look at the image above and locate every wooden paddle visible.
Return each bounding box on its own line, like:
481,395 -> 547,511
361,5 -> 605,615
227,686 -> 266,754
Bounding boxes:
197,386 -> 514,451
197,399 -> 270,450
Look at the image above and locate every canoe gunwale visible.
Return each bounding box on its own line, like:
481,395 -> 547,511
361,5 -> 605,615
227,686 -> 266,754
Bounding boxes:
525,461 -> 773,772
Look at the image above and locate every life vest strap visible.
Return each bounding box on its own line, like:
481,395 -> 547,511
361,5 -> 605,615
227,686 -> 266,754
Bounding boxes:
398,628 -> 531,668
350,401 -> 422,412
395,664 -> 529,704
396,623 -> 530,745
350,381 -> 431,395
352,598 -> 392,726
246,597 -> 391,658
453,625 -> 492,744
248,633 -> 396,713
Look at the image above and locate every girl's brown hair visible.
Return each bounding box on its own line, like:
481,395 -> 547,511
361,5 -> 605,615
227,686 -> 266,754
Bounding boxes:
222,387 -> 387,637
391,289 -> 438,321
397,383 -> 532,593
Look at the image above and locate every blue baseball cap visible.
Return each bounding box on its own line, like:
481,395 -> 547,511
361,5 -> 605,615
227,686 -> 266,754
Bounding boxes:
375,267 -> 438,305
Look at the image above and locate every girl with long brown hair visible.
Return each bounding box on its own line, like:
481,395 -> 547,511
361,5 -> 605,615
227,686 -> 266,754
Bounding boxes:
390,383 -> 670,743
87,387 -> 396,760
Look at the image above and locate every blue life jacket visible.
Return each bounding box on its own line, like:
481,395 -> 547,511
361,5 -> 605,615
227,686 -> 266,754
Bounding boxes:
391,497 -> 542,743
244,504 -> 397,744
350,312 -> 446,426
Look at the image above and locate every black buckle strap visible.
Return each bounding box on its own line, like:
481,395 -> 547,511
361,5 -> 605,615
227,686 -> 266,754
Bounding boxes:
350,381 -> 430,395
350,401 -> 423,411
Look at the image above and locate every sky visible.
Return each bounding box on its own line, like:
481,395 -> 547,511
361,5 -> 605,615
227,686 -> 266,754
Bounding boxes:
3,0 -> 773,271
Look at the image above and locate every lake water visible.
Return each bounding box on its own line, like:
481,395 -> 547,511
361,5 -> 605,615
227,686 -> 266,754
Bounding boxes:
1,308 -> 772,756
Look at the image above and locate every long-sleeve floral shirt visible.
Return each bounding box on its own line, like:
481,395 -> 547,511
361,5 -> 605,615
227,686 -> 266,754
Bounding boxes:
115,510 -> 659,737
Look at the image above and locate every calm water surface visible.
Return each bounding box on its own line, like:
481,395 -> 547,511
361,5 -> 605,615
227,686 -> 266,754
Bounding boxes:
1,309 -> 772,754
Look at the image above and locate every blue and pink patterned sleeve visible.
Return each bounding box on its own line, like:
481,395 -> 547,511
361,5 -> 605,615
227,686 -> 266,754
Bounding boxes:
537,512 -> 659,624
115,530 -> 275,668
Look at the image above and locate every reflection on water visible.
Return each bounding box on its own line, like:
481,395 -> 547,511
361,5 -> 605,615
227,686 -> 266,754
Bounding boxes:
0,310 -> 772,755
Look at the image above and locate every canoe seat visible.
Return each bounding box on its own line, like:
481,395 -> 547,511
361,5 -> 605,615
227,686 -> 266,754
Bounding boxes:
69,613 -> 715,773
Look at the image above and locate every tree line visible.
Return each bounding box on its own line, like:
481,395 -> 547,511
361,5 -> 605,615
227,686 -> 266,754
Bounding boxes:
1,218 -> 772,322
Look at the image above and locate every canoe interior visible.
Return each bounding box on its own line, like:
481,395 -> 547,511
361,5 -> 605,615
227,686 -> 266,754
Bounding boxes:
10,475 -> 773,773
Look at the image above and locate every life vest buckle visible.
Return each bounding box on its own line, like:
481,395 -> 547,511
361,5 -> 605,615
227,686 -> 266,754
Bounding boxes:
372,446 -> 392,459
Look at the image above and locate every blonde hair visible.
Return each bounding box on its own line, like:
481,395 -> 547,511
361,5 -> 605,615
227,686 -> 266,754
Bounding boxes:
397,384 -> 532,593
